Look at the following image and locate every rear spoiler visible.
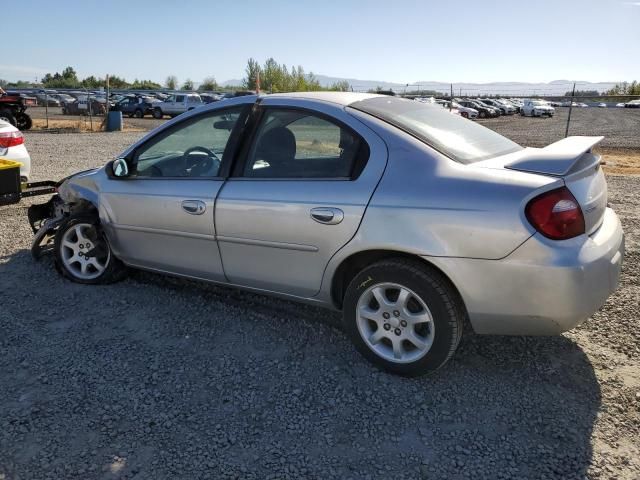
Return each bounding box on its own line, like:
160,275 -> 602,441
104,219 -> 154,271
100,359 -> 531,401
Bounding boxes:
506,136 -> 604,176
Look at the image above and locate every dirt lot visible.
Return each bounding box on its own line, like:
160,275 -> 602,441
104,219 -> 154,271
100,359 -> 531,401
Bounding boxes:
0,128 -> 639,479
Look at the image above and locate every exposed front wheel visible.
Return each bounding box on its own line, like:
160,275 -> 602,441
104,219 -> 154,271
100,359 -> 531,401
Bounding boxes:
343,259 -> 465,376
54,215 -> 127,284
153,108 -> 163,119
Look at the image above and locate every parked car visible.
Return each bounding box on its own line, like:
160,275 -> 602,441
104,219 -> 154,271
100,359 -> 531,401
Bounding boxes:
521,99 -> 555,117
597,103 -> 607,108
0,119 -> 31,181
624,99 -> 640,108
61,97 -> 106,116
475,99 -> 504,115
113,96 -> 159,118
616,102 -> 626,108
458,100 -> 497,118
152,93 -> 203,118
450,101 -> 478,119
52,93 -> 76,106
200,93 -> 223,104
34,93 -> 61,107
28,93 -> 624,376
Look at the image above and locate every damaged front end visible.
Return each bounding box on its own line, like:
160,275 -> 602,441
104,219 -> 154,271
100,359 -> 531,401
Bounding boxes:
28,168 -> 101,259
28,194 -> 68,259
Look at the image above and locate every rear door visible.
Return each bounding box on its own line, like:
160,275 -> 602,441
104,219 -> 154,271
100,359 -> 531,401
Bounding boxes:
215,98 -> 387,297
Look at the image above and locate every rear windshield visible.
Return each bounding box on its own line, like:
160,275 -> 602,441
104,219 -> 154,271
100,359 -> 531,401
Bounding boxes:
350,96 -> 522,164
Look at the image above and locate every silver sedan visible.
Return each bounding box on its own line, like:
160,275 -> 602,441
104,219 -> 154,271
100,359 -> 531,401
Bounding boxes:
29,92 -> 624,376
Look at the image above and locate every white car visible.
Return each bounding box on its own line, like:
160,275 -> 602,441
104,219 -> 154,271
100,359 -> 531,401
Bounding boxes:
616,102 -> 626,108
451,101 -> 478,119
597,103 -> 607,108
0,119 -> 30,181
521,100 -> 555,117
152,93 -> 203,118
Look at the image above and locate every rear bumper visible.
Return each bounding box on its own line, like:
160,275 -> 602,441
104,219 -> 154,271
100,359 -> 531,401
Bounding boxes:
426,207 -> 624,335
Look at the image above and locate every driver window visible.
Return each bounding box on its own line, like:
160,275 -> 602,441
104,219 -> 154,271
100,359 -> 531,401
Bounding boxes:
134,108 -> 244,178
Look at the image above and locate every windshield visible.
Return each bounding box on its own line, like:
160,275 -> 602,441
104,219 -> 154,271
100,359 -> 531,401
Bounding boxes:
350,96 -> 522,164
531,101 -> 546,106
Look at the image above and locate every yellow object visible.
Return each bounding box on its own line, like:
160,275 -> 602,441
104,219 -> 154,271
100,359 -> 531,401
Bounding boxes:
0,158 -> 23,170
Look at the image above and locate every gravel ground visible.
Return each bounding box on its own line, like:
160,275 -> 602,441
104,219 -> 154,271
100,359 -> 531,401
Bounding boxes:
0,132 -> 638,480
477,108 -> 640,149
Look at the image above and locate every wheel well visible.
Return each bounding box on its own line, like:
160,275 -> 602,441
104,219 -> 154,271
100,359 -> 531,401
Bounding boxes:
330,250 -> 464,311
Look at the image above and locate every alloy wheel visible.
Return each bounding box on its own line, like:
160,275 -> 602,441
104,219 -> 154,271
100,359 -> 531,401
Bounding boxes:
60,223 -> 110,280
356,282 -> 435,364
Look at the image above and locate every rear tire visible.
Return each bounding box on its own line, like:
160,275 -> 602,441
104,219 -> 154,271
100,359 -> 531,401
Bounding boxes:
0,109 -> 17,127
479,111 -> 486,118
54,215 -> 127,285
16,113 -> 33,130
134,109 -> 144,118
342,258 -> 465,376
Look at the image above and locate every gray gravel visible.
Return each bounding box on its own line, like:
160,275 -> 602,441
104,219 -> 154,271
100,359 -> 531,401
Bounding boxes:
477,107 -> 640,149
0,132 -> 638,479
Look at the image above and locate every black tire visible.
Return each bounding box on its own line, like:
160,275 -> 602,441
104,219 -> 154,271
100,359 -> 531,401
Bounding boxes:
54,214 -> 127,285
479,111 -> 486,118
16,113 -> 33,131
153,108 -> 163,119
134,109 -> 144,118
127,112 -> 135,118
0,109 -> 17,127
342,258 -> 465,376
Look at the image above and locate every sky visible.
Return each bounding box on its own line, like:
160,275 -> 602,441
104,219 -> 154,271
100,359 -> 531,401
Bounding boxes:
4,0 -> 639,86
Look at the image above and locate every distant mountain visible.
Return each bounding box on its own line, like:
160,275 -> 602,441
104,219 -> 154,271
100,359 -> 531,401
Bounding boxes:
222,75 -> 619,95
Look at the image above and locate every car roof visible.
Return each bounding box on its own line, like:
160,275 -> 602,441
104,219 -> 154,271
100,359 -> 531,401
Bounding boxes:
266,91 -> 382,106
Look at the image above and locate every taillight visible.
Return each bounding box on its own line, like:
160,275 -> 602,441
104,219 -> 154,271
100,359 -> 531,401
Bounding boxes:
525,187 -> 585,240
0,131 -> 24,148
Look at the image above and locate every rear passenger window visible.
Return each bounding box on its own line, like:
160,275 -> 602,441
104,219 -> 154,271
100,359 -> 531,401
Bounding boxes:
175,95 -> 185,102
244,109 -> 367,179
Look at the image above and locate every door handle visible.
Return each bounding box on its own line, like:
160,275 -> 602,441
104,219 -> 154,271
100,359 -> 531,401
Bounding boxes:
310,207 -> 344,225
181,200 -> 206,215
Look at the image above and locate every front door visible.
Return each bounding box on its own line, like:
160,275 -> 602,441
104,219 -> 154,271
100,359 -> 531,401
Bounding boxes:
215,101 -> 387,297
100,106 -> 247,281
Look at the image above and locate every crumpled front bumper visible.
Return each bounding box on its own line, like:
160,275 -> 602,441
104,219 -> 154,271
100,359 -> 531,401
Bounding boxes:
426,207 -> 624,335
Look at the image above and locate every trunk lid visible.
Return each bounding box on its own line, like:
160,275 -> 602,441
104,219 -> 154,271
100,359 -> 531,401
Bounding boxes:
477,136 -> 607,234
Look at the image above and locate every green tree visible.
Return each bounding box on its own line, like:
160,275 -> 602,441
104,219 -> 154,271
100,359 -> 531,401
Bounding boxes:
330,80 -> 351,92
165,75 -> 178,90
181,78 -> 194,91
130,79 -> 162,90
199,76 -> 218,91
243,58 -> 262,90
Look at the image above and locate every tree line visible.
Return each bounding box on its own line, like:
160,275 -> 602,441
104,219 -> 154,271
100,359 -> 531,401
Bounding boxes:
242,57 -> 350,92
0,66 -> 222,92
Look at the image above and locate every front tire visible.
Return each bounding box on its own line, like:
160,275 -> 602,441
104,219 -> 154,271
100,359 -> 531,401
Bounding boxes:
343,259 -> 464,376
54,215 -> 127,284
134,109 -> 144,118
153,108 -> 163,119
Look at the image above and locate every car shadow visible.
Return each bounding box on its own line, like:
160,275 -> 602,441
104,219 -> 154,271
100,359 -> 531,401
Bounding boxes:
0,251 -> 601,479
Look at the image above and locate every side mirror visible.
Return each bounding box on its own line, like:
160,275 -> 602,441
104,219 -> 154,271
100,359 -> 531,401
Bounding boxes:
112,158 -> 129,177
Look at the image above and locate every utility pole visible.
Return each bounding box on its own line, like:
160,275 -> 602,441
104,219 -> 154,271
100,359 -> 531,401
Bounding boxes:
450,84 -> 453,111
565,82 -> 576,138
